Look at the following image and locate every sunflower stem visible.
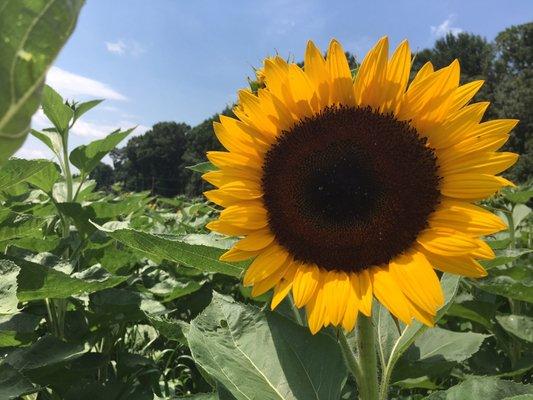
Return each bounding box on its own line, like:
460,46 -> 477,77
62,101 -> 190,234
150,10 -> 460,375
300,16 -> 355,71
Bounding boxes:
355,315 -> 380,400
338,329 -> 364,393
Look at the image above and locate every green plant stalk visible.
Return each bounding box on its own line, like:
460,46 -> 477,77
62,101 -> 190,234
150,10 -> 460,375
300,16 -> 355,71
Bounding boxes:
504,208 -> 522,370
339,316 -> 380,400
356,315 -> 380,400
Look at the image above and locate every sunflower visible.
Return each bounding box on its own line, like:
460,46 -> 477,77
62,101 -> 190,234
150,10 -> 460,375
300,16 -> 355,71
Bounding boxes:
203,37 -> 518,334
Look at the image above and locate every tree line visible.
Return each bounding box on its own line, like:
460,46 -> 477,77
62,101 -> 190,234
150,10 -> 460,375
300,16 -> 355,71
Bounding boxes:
91,22 -> 532,197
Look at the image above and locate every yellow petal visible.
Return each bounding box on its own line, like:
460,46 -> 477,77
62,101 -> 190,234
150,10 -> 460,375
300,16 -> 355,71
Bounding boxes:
304,40 -> 330,108
440,173 -> 515,200
251,259 -> 290,297
306,274 -> 326,334
389,251 -> 444,315
439,152 -> 518,177
447,80 -> 484,113
218,180 -> 263,200
202,167 -> 261,188
354,270 -> 373,316
206,220 -> 252,236
292,263 -> 320,307
322,271 -> 350,327
243,244 -> 289,285
219,203 -> 268,229
207,151 -> 261,171
371,266 -> 412,324
341,275 -> 360,331
410,61 -> 434,87
234,229 -> 276,252
271,261 -> 298,309
426,102 -> 490,149
421,249 -> 487,277
381,39 -> 411,113
429,200 -> 507,235
327,39 -> 355,105
417,228 -> 481,256
204,189 -> 242,207
220,246 -> 260,262
354,36 -> 389,108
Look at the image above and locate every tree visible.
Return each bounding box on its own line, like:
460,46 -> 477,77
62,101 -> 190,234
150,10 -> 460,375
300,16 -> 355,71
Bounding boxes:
490,23 -> 533,182
111,122 -> 190,196
89,162 -> 115,190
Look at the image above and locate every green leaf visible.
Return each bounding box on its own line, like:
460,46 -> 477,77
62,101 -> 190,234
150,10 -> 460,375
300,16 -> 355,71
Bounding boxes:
187,161 -> 217,173
0,0 -> 84,164
4,334 -> 85,370
89,288 -> 166,321
4,256 -> 127,301
56,202 -> 97,236
496,314 -> 533,342
70,128 -> 134,174
0,364 -> 37,399
147,315 -> 186,342
24,160 -> 61,193
447,300 -> 495,331
0,158 -> 55,191
149,278 -> 202,302
425,376 -> 533,399
184,292 -> 347,400
480,249 -> 533,269
473,264 -> 533,303
0,209 -> 43,242
30,128 -> 63,158
380,274 -> 461,392
0,312 -> 41,347
0,260 -> 20,314
504,188 -> 533,204
512,204 -> 531,228
41,85 -> 73,135
73,99 -> 103,122
94,224 -> 246,277
393,328 -> 489,384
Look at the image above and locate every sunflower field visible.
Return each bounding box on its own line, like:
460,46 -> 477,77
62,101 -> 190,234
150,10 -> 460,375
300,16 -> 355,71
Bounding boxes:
1,1 -> 532,400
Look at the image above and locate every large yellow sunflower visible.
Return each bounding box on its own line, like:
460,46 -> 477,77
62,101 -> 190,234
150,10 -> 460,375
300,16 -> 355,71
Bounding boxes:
203,37 -> 518,334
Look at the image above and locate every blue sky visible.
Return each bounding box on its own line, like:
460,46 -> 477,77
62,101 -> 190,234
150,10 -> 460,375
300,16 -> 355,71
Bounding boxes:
18,0 -> 533,160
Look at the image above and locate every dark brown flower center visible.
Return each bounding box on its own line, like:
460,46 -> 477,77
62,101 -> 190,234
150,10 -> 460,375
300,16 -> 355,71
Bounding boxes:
261,105 -> 441,272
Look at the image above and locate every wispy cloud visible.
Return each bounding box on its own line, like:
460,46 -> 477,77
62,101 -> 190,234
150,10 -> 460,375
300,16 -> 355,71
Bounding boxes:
431,15 -> 463,38
105,39 -> 145,56
47,66 -> 127,101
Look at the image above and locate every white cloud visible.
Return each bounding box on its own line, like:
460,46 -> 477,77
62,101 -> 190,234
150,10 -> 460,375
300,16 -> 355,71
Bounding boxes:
106,40 -> 127,55
71,119 -> 149,138
46,66 -> 127,101
431,15 -> 463,38
16,147 -> 48,159
105,39 -> 145,57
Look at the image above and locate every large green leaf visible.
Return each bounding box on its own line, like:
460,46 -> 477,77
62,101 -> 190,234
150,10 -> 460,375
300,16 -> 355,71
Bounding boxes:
41,85 -> 73,135
70,128 -> 134,174
4,256 -> 127,301
4,334 -> 85,370
379,275 -> 461,395
0,259 -> 20,314
72,99 -> 103,122
473,264 -> 533,303
95,225 -> 246,277
0,158 -> 56,191
0,209 -> 43,243
393,328 -> 488,384
24,160 -> 61,193
0,312 -> 41,347
31,128 -> 63,158
0,0 -> 84,164
185,293 -> 347,400
425,376 -> 533,399
0,364 -> 37,399
496,314 -> 533,343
